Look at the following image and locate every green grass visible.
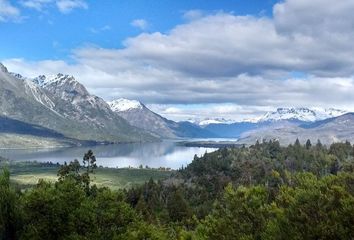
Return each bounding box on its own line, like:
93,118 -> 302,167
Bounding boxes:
0,161 -> 173,190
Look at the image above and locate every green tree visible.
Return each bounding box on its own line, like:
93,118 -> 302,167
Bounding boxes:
167,189 -> 192,222
82,150 -> 97,192
197,184 -> 269,240
264,173 -> 354,240
305,139 -> 312,150
57,159 -> 81,183
0,169 -> 22,240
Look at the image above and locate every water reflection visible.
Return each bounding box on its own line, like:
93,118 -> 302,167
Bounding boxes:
0,141 -> 217,169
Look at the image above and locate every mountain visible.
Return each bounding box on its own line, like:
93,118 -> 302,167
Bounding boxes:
109,98 -> 143,112
108,98 -> 216,138
202,107 -> 347,138
238,113 -> 354,145
249,107 -> 347,123
0,116 -> 92,148
188,118 -> 234,126
108,98 -> 177,138
0,63 -> 155,146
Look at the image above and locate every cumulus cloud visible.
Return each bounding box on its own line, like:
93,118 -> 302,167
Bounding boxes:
0,0 -> 21,22
131,19 -> 149,30
3,0 -> 354,120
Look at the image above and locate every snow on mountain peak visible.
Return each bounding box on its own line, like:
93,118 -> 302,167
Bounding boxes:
188,118 -> 235,126
10,72 -> 25,80
31,74 -> 89,97
32,74 -> 75,87
250,107 -> 347,123
108,98 -> 143,112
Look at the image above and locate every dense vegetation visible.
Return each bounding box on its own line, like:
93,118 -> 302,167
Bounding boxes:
1,140 -> 354,239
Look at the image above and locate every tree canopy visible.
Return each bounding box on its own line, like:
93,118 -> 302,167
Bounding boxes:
0,141 -> 353,239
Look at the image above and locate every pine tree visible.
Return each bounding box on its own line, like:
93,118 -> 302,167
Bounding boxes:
305,139 -> 312,150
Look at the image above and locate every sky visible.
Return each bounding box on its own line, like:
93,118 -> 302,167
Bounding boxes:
1,0 -> 354,121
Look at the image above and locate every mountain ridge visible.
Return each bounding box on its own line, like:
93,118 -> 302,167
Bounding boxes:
1,62 -> 353,147
238,112 -> 354,145
0,63 -> 157,145
108,98 -> 216,138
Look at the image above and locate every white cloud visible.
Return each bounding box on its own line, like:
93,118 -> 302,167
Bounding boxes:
56,0 -> 87,13
147,104 -> 272,122
0,0 -> 21,22
20,0 -> 88,13
131,19 -> 149,30
89,25 -> 111,34
20,0 -> 52,11
182,9 -> 204,21
3,0 -> 354,120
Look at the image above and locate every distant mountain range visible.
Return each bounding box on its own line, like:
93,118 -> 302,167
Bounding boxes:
0,63 -> 212,147
193,107 -> 347,126
106,101 -> 354,145
1,62 -> 354,147
248,107 -> 347,123
196,108 -> 354,145
238,113 -> 354,145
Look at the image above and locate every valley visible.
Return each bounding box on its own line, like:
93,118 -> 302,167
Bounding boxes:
1,0 -> 354,238
2,61 -> 354,150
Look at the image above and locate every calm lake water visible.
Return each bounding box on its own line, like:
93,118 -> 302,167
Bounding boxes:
0,140 -> 219,169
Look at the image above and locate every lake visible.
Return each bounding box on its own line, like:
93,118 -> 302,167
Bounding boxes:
0,140 -> 219,169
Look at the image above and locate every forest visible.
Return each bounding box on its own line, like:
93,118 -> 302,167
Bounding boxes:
1,140 -> 354,239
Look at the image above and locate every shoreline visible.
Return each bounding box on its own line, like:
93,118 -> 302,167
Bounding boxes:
177,140 -> 244,148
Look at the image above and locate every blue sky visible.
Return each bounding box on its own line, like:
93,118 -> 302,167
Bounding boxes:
2,0 -> 354,121
1,0 -> 277,60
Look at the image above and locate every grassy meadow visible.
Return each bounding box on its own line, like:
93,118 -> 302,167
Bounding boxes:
0,161 -> 173,190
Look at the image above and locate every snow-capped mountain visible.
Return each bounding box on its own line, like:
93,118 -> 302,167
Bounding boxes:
248,107 -> 347,123
108,98 -> 143,112
202,107 -> 348,139
0,63 -> 155,144
3,61 -> 354,145
32,74 -> 89,96
108,98 -> 215,138
194,108 -> 347,127
189,118 -> 235,126
238,113 -> 354,146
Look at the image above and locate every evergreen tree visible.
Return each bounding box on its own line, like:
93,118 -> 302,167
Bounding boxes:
0,169 -> 21,240
305,139 -> 312,149
167,189 -> 191,222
